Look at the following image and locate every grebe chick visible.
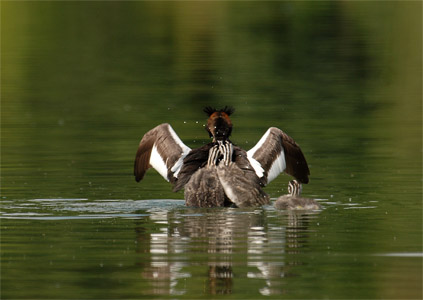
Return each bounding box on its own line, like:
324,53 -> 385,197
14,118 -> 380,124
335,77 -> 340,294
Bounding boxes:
216,141 -> 270,208
274,180 -> 322,210
184,144 -> 228,207
134,107 -> 310,207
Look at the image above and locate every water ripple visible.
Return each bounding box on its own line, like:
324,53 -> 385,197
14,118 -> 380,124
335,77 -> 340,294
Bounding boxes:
0,198 -> 186,220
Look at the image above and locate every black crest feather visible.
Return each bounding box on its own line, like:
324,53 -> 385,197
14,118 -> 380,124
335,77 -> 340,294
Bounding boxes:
203,106 -> 235,116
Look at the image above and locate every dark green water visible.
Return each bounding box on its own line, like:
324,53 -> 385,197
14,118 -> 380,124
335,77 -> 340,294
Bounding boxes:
1,1 -> 422,299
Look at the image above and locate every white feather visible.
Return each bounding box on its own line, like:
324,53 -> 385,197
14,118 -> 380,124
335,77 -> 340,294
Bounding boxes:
167,125 -> 191,178
267,150 -> 286,184
171,147 -> 191,178
246,156 -> 264,178
247,128 -> 287,183
247,129 -> 271,178
247,128 -> 271,157
168,125 -> 191,154
150,145 -> 169,181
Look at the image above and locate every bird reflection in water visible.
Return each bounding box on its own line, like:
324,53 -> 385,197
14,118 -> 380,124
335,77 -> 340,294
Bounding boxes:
134,207 -> 321,296
135,211 -> 189,296
175,209 -> 240,295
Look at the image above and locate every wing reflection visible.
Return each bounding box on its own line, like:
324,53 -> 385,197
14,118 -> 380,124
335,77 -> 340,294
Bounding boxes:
134,208 -> 320,296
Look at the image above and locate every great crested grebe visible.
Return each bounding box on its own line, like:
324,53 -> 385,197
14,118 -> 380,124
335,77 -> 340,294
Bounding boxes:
274,180 -> 322,210
134,106 -> 310,208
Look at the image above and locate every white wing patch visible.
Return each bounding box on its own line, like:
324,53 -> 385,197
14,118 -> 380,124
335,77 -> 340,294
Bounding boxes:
168,124 -> 191,178
247,128 -> 288,184
169,125 -> 191,178
246,129 -> 271,178
247,128 -> 271,157
171,147 -> 191,178
168,125 -> 191,154
267,149 -> 286,184
247,155 -> 264,178
150,145 -> 169,181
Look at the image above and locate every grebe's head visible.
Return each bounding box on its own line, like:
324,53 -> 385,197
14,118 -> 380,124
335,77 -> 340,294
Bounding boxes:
288,180 -> 302,196
203,106 -> 234,142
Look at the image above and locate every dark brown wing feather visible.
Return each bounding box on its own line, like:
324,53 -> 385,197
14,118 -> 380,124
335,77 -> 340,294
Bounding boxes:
134,135 -> 155,182
279,130 -> 310,183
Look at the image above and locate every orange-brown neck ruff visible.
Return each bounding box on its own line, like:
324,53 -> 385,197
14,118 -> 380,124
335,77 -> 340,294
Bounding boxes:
207,112 -> 233,141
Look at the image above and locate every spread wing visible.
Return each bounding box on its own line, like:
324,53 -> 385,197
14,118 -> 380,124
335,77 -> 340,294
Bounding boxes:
134,123 -> 191,183
246,127 -> 310,184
